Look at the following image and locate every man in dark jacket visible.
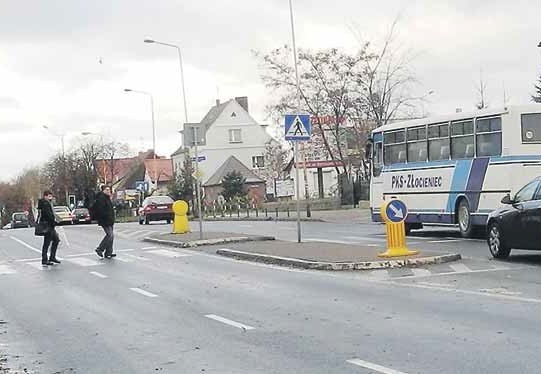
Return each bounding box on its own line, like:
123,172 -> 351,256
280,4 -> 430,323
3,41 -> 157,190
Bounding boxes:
93,185 -> 116,259
38,190 -> 60,266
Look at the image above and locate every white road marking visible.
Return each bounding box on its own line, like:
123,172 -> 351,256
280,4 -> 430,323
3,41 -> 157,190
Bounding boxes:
66,257 -> 102,267
147,249 -> 191,258
347,359 -> 408,374
124,254 -> 149,261
344,235 -> 386,242
89,271 -> 108,279
9,236 -> 41,254
115,257 -> 133,263
129,287 -> 158,298
0,264 -> 16,275
15,257 -> 43,262
479,287 -> 522,296
410,268 -> 432,277
385,280 -> 541,304
117,248 -> 136,252
449,263 -> 472,273
417,281 -> 454,288
204,314 -> 255,330
305,238 -> 358,245
141,246 -> 158,250
57,227 -> 70,247
428,239 -> 462,243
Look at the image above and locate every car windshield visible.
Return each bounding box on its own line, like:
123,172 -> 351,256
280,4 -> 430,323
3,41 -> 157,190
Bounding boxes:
146,196 -> 173,205
74,209 -> 89,214
12,214 -> 26,220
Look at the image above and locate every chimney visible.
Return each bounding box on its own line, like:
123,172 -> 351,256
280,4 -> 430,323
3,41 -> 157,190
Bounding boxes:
235,96 -> 249,113
215,99 -> 220,106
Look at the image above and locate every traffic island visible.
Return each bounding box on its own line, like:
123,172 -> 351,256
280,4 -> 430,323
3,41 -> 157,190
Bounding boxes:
214,241 -> 461,271
143,232 -> 275,248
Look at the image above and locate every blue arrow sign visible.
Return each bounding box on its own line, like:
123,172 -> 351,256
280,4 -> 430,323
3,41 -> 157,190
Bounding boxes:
285,114 -> 311,141
385,199 -> 408,223
190,155 -> 206,162
135,181 -> 149,193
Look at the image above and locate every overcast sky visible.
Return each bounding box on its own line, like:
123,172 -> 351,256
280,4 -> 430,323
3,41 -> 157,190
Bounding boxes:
1,0 -> 540,181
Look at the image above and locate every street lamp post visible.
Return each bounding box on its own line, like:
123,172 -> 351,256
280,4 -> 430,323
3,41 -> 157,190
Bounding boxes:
144,38 -> 203,239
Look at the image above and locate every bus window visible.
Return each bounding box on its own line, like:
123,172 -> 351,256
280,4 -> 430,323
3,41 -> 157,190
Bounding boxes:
476,117 -> 502,156
407,126 -> 427,162
384,129 -> 406,164
428,123 -> 450,160
451,119 -> 474,159
373,141 -> 383,177
521,113 -> 541,142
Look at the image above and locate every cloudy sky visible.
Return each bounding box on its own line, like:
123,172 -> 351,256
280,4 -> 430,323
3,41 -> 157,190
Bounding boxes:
1,0 -> 540,181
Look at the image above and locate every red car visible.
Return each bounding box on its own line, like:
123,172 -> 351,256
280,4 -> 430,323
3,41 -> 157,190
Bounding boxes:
138,196 -> 174,225
73,208 -> 92,224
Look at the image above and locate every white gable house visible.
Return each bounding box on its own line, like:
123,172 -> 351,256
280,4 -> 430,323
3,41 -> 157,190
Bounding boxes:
173,96 -> 272,187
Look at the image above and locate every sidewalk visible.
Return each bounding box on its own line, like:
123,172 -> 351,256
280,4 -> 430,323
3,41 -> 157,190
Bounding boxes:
143,231 -> 275,248
145,231 -> 460,271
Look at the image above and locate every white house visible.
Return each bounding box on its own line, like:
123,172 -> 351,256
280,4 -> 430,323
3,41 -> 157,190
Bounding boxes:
172,96 -> 272,187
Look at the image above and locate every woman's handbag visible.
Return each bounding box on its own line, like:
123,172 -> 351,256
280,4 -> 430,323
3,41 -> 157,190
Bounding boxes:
34,212 -> 50,236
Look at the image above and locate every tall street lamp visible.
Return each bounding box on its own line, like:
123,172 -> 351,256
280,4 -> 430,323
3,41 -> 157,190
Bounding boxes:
124,89 -> 156,159
144,38 -> 203,239
143,39 -> 189,125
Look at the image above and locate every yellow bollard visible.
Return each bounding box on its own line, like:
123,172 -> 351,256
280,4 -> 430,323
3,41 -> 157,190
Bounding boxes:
172,200 -> 190,234
379,199 -> 418,257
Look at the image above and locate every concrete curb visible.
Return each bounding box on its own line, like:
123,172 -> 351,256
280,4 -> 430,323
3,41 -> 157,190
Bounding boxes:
215,249 -> 462,271
143,235 -> 275,248
201,217 -> 325,222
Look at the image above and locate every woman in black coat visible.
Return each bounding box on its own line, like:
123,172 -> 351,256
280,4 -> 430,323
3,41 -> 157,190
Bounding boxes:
37,190 -> 61,266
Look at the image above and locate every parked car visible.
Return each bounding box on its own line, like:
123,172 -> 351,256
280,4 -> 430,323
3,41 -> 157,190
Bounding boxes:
138,196 -> 174,225
11,212 -> 30,229
53,206 -> 74,225
487,176 -> 541,258
72,208 -> 92,224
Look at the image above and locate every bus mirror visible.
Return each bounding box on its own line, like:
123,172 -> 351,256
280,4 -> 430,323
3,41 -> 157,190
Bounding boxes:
365,142 -> 373,159
501,194 -> 513,205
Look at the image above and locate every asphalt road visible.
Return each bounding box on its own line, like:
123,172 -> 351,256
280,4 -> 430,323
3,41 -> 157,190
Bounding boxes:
1,220 -> 541,373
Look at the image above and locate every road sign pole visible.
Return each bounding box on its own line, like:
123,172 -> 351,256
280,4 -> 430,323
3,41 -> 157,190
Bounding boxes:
192,126 -> 203,240
294,142 -> 301,243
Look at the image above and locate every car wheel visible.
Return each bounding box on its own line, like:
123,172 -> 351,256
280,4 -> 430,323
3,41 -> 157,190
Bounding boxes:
487,221 -> 511,259
145,217 -> 150,225
166,219 -> 171,224
457,199 -> 474,238
139,218 -> 143,225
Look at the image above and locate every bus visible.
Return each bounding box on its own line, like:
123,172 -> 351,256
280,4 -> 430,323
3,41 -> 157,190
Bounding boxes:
369,104 -> 541,237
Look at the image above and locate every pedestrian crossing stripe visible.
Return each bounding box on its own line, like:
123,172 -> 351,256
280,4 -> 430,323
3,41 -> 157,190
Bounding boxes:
285,114 -> 311,141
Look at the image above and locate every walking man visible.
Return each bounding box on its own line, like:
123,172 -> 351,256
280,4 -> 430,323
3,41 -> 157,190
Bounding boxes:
38,190 -> 61,266
93,185 -> 116,259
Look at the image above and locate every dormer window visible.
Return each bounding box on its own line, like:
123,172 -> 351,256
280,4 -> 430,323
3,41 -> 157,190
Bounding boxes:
231,112 -> 237,117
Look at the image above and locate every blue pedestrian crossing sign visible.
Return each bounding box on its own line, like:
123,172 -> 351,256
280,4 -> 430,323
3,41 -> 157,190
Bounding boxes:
383,199 -> 408,223
285,114 -> 311,141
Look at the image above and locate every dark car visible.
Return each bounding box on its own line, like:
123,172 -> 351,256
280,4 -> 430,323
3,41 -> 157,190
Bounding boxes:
138,196 -> 174,225
487,177 -> 541,258
72,208 -> 92,224
11,212 -> 30,229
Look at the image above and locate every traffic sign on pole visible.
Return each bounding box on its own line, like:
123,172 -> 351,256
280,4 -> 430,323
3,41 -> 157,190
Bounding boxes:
285,114 -> 311,141
379,199 -> 418,257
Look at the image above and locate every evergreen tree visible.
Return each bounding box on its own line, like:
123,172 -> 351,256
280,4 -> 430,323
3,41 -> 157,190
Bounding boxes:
169,158 -> 194,202
221,171 -> 246,202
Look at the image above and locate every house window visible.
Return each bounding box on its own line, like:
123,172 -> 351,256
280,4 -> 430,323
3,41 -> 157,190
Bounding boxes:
228,129 -> 242,143
252,156 -> 265,168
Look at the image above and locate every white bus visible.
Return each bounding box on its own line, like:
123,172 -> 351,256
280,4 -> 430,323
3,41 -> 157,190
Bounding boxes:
369,104 -> 541,237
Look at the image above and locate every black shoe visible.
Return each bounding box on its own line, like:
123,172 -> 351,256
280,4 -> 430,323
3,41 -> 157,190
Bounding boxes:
42,261 -> 54,266
104,253 -> 117,259
49,259 -> 61,264
95,249 -> 104,258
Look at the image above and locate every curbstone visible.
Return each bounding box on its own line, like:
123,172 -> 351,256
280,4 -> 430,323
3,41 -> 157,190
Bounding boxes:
201,217 -> 325,222
215,248 -> 462,271
143,235 -> 275,248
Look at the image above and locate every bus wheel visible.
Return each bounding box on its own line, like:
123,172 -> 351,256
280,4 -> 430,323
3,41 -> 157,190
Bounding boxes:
457,199 -> 474,238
